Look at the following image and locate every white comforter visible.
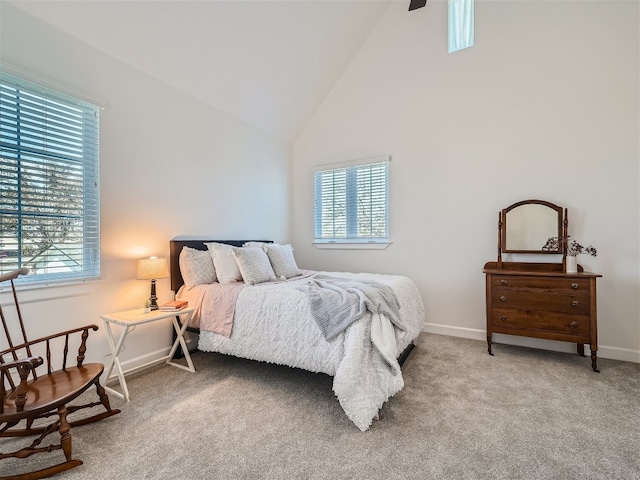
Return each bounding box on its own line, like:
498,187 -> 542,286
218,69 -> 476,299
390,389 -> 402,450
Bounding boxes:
183,270 -> 425,431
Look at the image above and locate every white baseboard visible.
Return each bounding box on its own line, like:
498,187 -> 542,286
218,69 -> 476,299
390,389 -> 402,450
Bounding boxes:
104,347 -> 171,384
103,332 -> 200,383
423,323 -> 640,364
103,326 -> 638,382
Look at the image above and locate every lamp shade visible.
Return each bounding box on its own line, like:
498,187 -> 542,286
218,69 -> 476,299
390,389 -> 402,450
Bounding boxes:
136,257 -> 169,280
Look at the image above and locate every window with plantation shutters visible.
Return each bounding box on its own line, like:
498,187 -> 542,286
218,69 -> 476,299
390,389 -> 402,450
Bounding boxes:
0,72 -> 100,285
314,156 -> 389,245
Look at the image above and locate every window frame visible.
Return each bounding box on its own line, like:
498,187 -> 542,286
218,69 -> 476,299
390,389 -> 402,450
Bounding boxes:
313,156 -> 391,250
0,72 -> 101,287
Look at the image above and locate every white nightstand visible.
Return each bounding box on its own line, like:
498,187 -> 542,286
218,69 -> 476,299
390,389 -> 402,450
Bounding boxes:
100,307 -> 196,402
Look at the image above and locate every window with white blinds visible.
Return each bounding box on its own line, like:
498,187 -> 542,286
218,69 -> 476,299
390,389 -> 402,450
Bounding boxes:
314,157 -> 389,244
0,72 -> 100,285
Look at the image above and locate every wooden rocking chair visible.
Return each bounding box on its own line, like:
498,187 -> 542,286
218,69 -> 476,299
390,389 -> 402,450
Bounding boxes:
0,268 -> 120,479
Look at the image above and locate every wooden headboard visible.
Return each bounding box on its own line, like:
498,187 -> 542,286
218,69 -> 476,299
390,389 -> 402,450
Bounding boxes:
169,239 -> 271,292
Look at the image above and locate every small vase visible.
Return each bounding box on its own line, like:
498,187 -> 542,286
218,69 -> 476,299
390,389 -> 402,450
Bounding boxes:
566,256 -> 578,274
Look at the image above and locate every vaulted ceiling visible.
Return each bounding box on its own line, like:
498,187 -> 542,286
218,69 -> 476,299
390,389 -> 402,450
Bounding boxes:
8,0 -> 393,142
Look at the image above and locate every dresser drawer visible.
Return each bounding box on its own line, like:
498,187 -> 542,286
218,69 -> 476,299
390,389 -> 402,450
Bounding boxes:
491,308 -> 591,336
491,276 -> 590,296
490,290 -> 590,314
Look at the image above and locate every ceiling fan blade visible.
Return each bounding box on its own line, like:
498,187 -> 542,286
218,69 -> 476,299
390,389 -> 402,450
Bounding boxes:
408,0 -> 427,11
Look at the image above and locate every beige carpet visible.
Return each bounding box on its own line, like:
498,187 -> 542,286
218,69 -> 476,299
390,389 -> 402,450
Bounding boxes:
2,333 -> 639,479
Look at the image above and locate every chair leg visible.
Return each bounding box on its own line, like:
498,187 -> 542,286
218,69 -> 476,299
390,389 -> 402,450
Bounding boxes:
67,381 -> 121,429
58,405 -> 73,462
2,382 -> 120,438
96,380 -> 116,413
0,406 -> 83,480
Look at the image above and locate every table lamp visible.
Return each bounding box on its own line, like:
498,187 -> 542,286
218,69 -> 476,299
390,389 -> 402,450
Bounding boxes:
136,256 -> 169,310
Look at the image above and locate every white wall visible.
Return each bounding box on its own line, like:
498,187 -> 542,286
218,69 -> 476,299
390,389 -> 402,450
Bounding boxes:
293,0 -> 640,362
0,3 -> 291,371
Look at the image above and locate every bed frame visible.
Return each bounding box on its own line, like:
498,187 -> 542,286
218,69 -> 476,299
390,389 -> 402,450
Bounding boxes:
168,238 -> 415,366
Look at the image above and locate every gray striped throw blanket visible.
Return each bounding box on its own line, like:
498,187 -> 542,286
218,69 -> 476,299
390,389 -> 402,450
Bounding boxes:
300,274 -> 403,341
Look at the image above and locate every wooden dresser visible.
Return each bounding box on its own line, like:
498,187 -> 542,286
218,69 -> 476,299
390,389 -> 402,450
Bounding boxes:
484,261 -> 601,371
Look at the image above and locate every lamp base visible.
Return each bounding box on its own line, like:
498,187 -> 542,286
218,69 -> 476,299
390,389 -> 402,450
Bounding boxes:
149,279 -> 159,310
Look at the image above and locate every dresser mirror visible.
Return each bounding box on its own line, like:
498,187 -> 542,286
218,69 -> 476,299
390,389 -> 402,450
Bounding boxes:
500,199 -> 565,254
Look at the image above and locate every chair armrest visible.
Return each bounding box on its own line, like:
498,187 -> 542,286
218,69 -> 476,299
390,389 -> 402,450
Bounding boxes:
0,356 -> 44,412
26,324 -> 99,346
12,325 -> 99,369
7,324 -> 99,355
0,356 -> 44,373
1,325 -> 99,375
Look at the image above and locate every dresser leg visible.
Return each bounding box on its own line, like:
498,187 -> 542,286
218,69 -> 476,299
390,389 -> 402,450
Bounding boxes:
487,336 -> 494,356
577,343 -> 585,357
591,351 -> 600,373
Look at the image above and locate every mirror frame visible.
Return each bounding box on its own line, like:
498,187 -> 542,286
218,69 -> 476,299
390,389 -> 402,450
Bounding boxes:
499,199 -> 565,254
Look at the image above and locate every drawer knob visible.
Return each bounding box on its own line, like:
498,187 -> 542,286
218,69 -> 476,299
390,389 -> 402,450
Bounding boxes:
500,315 -> 507,321
501,279 -> 507,286
571,300 -> 579,307
570,321 -> 579,328
571,283 -> 579,290
500,296 -> 507,302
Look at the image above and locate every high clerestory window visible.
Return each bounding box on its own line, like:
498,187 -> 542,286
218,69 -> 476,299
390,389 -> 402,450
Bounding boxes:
314,156 -> 389,248
0,72 -> 100,285
449,0 -> 475,53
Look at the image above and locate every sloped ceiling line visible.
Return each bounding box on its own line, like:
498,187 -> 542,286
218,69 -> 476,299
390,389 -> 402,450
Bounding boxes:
8,0 -> 393,143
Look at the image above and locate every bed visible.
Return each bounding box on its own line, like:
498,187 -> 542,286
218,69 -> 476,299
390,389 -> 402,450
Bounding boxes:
169,239 -> 425,431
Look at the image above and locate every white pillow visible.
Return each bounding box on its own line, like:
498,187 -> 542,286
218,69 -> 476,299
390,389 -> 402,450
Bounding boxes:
242,241 -> 268,248
179,246 -> 216,289
205,242 -> 242,283
232,247 -> 276,285
263,244 -> 301,280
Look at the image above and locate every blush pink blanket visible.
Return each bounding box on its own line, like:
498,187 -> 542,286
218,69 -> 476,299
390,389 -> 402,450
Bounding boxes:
177,283 -> 245,337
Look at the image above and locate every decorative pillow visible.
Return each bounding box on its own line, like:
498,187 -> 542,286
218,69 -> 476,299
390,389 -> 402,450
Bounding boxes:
263,243 -> 301,280
179,246 -> 216,289
232,247 -> 276,285
242,241 -> 268,248
205,242 -> 242,283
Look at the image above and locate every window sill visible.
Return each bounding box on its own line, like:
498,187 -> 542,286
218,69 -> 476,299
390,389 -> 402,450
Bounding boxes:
0,277 -> 100,304
313,242 -> 392,250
